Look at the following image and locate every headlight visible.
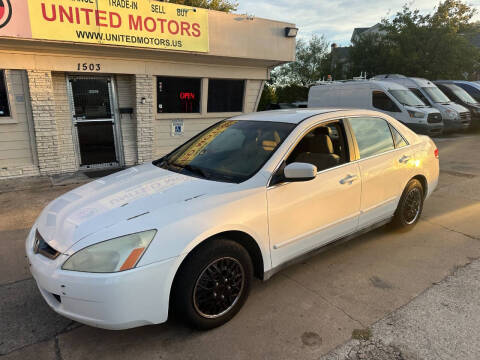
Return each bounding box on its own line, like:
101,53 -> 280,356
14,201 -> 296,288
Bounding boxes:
408,110 -> 424,118
62,230 -> 157,273
445,109 -> 458,119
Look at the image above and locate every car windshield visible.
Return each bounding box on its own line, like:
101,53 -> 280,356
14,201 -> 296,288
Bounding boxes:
445,84 -> 478,104
422,87 -> 451,103
389,89 -> 426,107
155,120 -> 295,183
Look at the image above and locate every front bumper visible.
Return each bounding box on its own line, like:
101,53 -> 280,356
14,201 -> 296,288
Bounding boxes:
406,122 -> 443,136
443,118 -> 470,131
26,228 -> 179,330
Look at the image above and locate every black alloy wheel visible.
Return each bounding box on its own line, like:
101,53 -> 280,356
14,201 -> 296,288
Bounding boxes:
193,257 -> 245,318
392,179 -> 424,229
171,238 -> 253,330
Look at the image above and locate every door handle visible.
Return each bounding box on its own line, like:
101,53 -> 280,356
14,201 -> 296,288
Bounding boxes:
399,155 -> 411,164
339,174 -> 358,185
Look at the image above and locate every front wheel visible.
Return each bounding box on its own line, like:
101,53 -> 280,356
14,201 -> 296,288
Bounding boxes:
391,179 -> 424,229
171,239 -> 253,330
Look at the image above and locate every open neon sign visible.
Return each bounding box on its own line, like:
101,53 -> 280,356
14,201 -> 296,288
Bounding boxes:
180,92 -> 195,100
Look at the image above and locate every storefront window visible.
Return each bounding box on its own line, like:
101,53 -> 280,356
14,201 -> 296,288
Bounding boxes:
157,76 -> 201,113
0,70 -> 11,117
208,79 -> 244,113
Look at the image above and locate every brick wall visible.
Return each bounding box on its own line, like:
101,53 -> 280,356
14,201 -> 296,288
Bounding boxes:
116,75 -> 137,166
27,70 -> 61,175
135,75 -> 154,164
52,73 -> 77,173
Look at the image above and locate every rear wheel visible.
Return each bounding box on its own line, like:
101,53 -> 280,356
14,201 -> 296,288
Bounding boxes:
171,239 -> 253,330
391,179 -> 424,229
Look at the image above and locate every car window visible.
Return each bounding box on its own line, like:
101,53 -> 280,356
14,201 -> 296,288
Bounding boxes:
456,83 -> 480,103
389,89 -> 426,107
437,85 -> 455,101
372,91 -> 401,112
389,125 -> 408,148
286,120 -> 349,172
410,88 -> 431,106
446,84 -> 477,104
156,120 -> 295,183
349,117 -> 395,158
422,87 -> 450,103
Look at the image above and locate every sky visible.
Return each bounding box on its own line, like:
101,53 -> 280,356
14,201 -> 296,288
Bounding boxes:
237,0 -> 480,45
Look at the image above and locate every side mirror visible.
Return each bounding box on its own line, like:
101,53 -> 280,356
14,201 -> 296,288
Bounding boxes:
284,162 -> 317,182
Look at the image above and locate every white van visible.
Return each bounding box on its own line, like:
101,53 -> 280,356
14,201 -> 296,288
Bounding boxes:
374,75 -> 471,131
308,80 -> 443,135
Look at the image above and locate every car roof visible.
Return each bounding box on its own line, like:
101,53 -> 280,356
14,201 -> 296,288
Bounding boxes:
370,80 -> 409,90
231,108 -> 346,124
410,77 -> 437,87
442,80 -> 480,89
311,80 -> 408,91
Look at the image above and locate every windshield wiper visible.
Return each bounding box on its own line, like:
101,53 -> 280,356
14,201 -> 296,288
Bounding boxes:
181,164 -> 210,179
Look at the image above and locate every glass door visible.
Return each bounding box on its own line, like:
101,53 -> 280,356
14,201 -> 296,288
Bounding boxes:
68,76 -> 120,168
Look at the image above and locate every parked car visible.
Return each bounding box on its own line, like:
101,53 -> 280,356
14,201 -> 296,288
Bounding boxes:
434,81 -> 480,129
26,109 -> 439,330
308,80 -> 443,135
374,75 -> 471,132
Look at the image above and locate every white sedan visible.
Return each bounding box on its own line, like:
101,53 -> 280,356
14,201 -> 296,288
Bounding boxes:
26,109 -> 439,330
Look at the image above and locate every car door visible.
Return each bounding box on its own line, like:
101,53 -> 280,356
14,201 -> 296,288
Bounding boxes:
267,119 -> 362,268
347,117 -> 414,229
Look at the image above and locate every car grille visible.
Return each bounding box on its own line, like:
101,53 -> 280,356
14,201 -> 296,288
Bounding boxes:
427,113 -> 442,123
33,230 -> 60,259
460,112 -> 471,124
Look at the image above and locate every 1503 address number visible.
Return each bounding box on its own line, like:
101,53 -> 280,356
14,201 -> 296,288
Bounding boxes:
77,63 -> 101,72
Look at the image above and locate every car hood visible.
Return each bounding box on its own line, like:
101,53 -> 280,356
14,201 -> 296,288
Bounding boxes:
404,105 -> 440,114
36,164 -> 233,253
441,102 -> 468,113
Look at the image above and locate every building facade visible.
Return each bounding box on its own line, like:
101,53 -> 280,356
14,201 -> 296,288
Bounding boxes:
0,1 -> 296,178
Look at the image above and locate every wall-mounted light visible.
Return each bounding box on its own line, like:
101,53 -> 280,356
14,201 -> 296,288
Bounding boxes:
141,97 -> 146,105
285,27 -> 299,38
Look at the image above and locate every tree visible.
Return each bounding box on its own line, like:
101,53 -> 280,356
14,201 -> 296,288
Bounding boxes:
275,84 -> 309,103
272,35 -> 329,86
257,85 -> 277,111
349,0 -> 480,79
349,33 -> 393,78
168,0 -> 238,12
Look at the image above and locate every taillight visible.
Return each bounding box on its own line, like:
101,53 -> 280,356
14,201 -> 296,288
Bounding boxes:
434,148 -> 439,159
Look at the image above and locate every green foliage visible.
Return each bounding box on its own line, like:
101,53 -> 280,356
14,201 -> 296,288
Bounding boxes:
272,35 -> 329,86
275,84 -> 309,103
168,0 -> 238,12
257,84 -> 309,110
349,33 -> 393,77
258,85 -> 277,111
350,0 -> 480,79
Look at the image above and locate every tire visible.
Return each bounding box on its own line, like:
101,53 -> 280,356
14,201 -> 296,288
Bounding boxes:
391,179 -> 424,229
171,238 -> 253,330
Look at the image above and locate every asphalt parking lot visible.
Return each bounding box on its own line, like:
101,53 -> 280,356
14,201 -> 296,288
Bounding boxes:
1,132 -> 480,360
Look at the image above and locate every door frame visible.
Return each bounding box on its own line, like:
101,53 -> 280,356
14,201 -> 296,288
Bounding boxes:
267,117 -> 358,188
66,74 -> 125,170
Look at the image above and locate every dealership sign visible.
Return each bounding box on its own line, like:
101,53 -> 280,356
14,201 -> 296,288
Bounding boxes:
0,0 -> 209,52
